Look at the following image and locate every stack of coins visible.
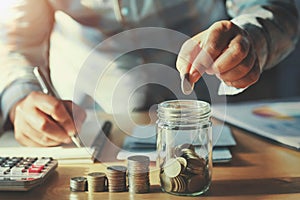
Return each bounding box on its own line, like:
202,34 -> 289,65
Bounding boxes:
127,155 -> 150,193
160,144 -> 210,194
70,177 -> 87,192
106,165 -> 127,192
87,172 -> 107,192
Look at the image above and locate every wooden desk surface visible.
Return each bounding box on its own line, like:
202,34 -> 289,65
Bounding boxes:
1,113 -> 300,200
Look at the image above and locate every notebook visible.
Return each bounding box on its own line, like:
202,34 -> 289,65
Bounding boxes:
0,110 -> 104,164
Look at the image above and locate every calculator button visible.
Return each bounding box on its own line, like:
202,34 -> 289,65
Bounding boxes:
15,164 -> 25,168
10,167 -> 26,175
21,161 -> 31,166
6,160 -> 17,165
0,158 -> 6,164
28,165 -> 44,173
1,163 -> 15,168
34,158 -> 51,166
30,165 -> 44,170
0,167 -> 10,175
31,163 -> 45,168
23,158 -> 36,164
0,157 -> 9,161
32,163 -> 45,168
25,157 -> 38,162
28,167 -> 42,173
11,157 -> 22,162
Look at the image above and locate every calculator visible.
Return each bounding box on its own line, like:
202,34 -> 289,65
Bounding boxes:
0,157 -> 58,191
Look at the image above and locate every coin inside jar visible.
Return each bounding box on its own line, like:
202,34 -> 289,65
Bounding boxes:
160,172 -> 173,192
164,158 -> 182,178
157,100 -> 213,196
187,175 -> 207,193
176,157 -> 187,169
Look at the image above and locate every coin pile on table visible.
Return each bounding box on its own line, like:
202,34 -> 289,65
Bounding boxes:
106,165 -> 127,192
87,172 -> 107,192
70,177 -> 87,192
160,144 -> 210,194
127,155 -> 150,193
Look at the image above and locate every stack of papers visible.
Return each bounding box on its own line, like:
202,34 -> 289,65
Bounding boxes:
117,124 -> 236,163
0,110 -> 102,164
212,99 -> 300,150
0,146 -> 95,164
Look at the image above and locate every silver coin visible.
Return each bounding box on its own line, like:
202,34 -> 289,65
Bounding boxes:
70,176 -> 87,192
181,73 -> 194,95
127,155 -> 150,193
87,172 -> 107,192
106,165 -> 127,192
107,165 -> 127,172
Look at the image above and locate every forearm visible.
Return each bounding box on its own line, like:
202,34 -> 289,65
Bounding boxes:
226,0 -> 299,71
0,0 -> 54,129
1,79 -> 41,130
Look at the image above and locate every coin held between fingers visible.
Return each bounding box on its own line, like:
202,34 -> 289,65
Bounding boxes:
181,73 -> 194,95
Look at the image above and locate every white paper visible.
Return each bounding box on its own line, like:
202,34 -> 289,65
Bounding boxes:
0,146 -> 94,160
0,110 -> 103,164
212,100 -> 300,149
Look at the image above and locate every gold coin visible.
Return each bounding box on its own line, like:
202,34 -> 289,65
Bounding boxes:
87,172 -> 106,179
164,158 -> 182,178
127,155 -> 150,193
127,155 -> 150,164
107,165 -> 127,172
181,149 -> 199,160
179,143 -> 195,151
160,172 -> 174,192
70,176 -> 87,192
173,175 -> 186,193
187,175 -> 207,193
176,157 -> 187,169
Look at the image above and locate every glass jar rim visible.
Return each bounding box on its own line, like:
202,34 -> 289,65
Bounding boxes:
158,100 -> 210,111
157,100 -> 211,121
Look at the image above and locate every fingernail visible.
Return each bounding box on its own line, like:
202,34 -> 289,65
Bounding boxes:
206,68 -> 215,75
68,130 -> 76,137
64,137 -> 72,144
190,70 -> 200,83
226,81 -> 233,86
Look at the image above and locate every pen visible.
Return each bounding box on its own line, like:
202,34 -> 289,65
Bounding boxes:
33,67 -> 83,148
91,121 -> 112,162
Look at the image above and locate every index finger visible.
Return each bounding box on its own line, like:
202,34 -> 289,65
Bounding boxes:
176,37 -> 202,76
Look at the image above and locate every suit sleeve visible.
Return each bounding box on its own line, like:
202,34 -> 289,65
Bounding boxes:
226,0 -> 299,71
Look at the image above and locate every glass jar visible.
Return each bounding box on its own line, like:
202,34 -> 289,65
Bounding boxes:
156,100 -> 212,196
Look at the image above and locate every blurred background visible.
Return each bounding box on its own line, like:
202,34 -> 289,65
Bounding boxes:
0,1 -> 299,112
